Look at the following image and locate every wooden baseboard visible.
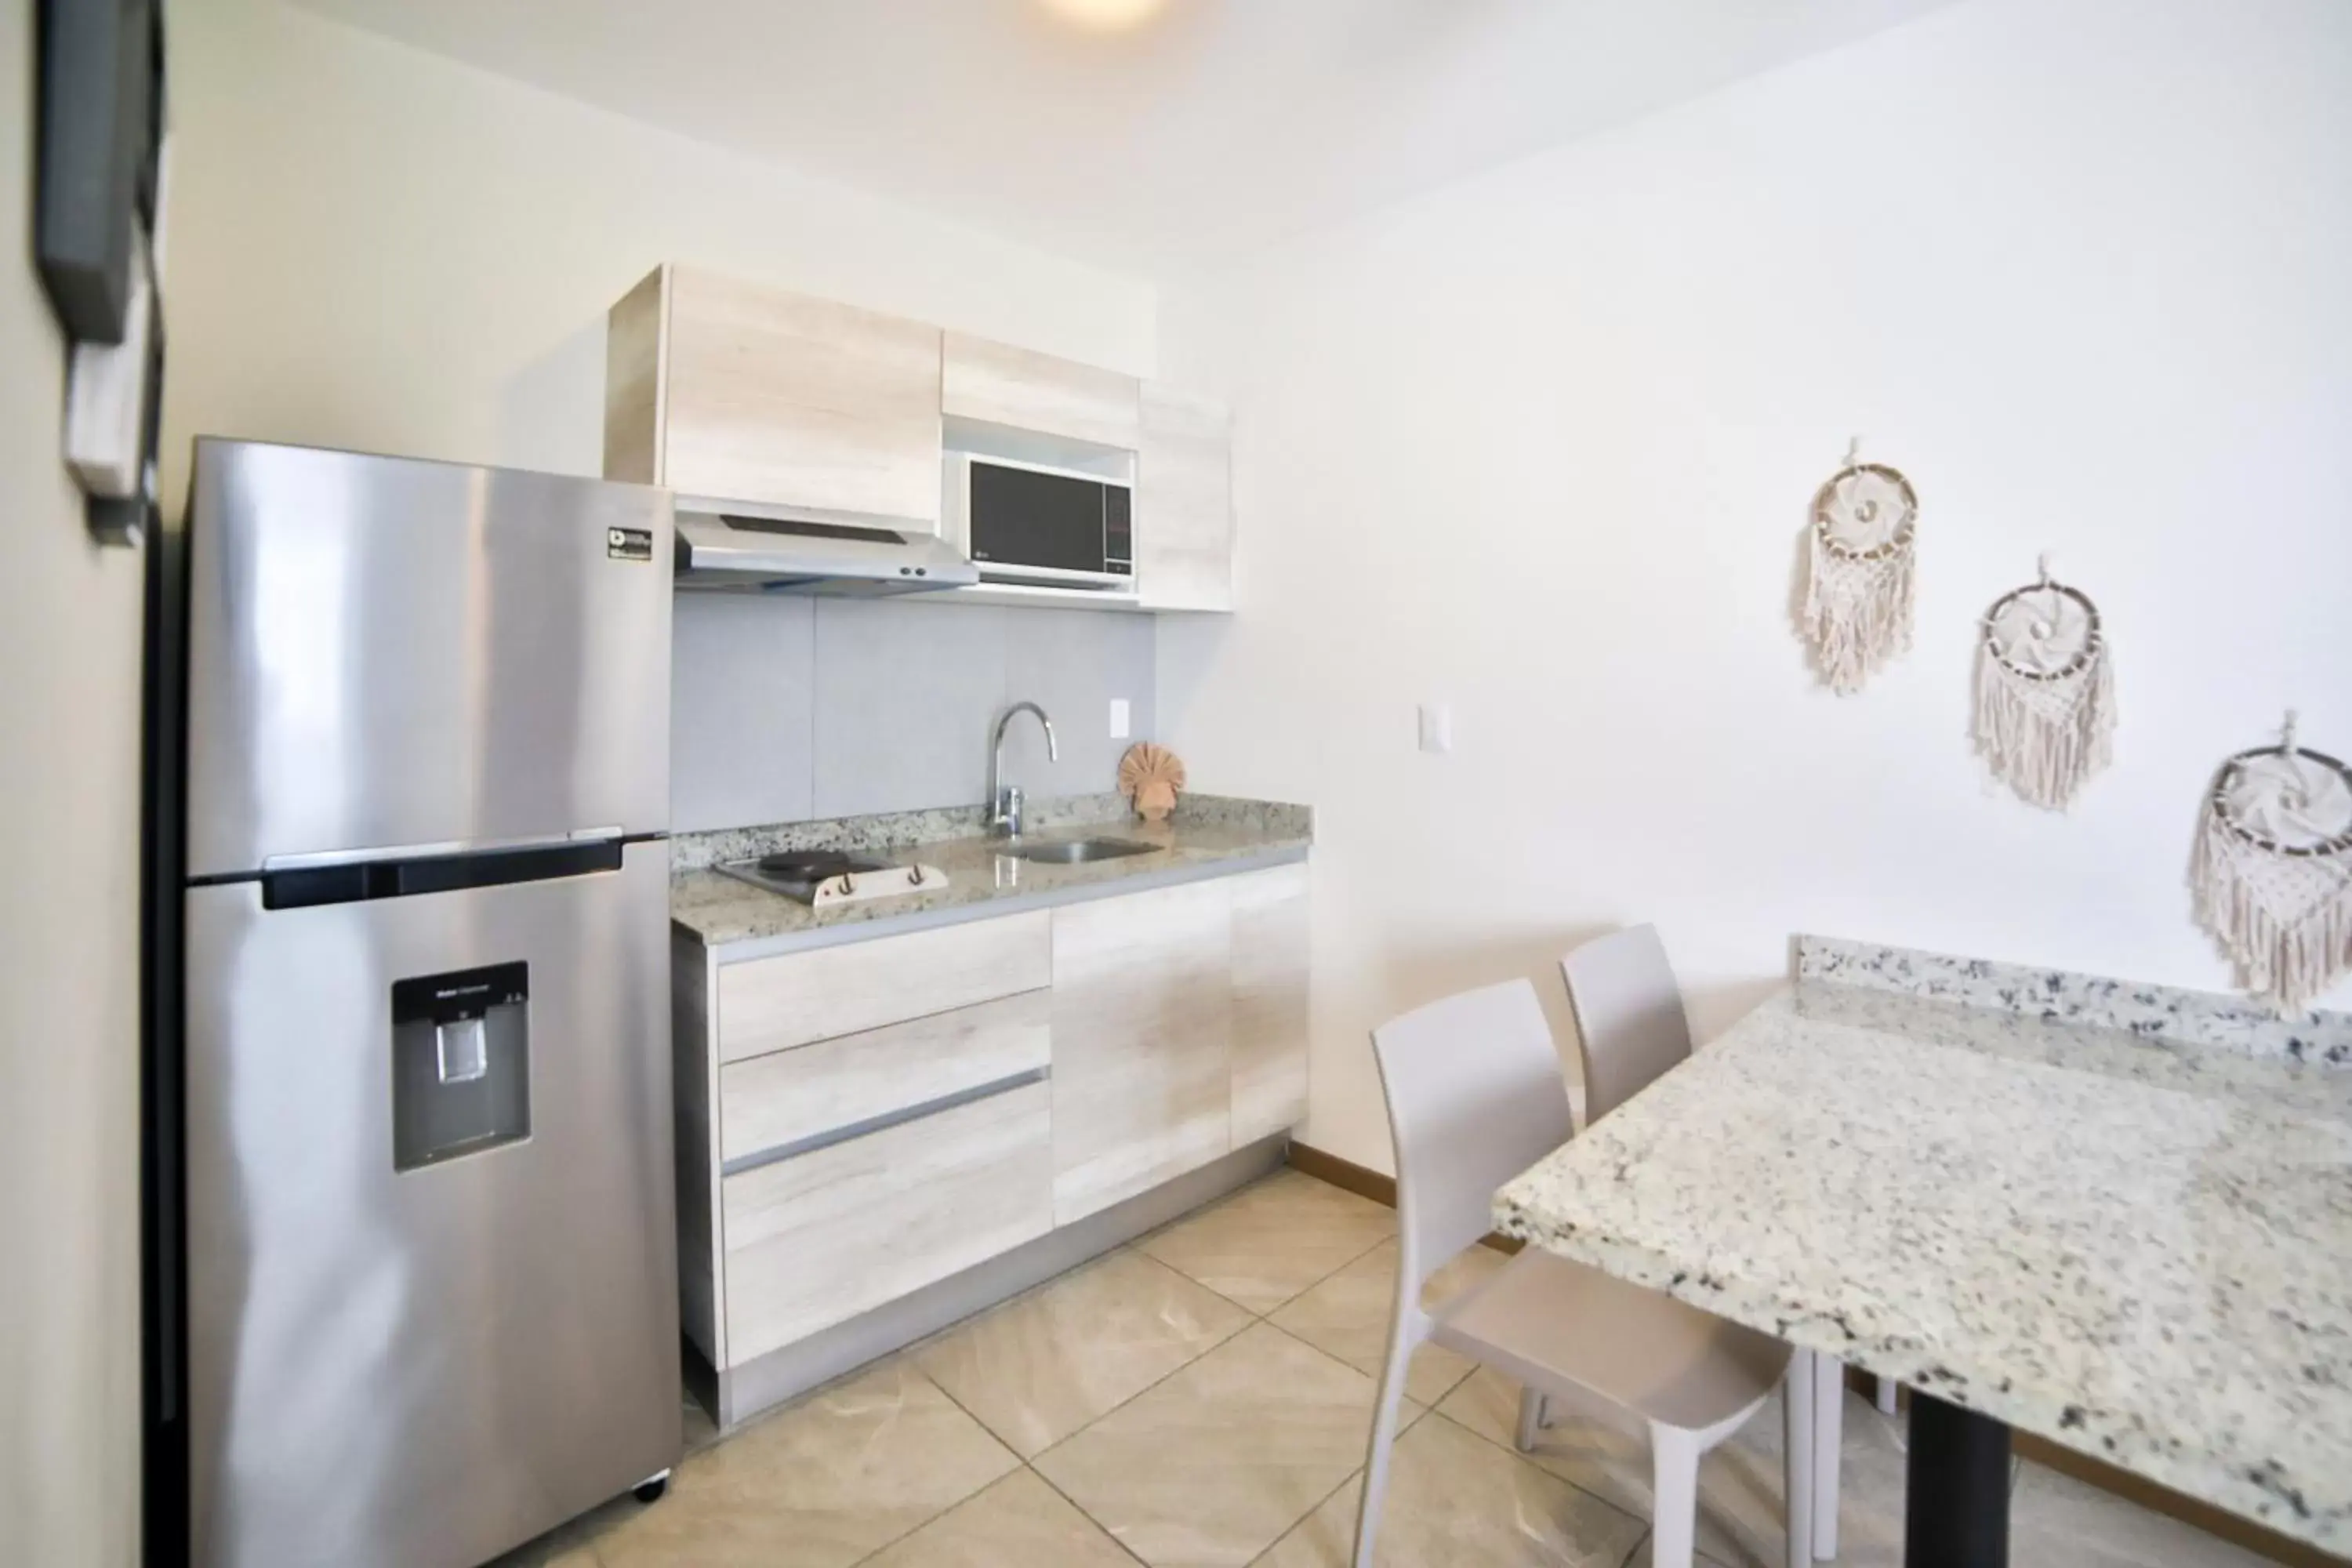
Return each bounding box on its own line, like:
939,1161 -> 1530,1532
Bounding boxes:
1284,1143 -> 1527,1252
1820,1356 -> 2331,1566
1284,1140 -> 1393,1205
2011,1432 -> 2340,1568
1834,1373 -> 2336,1566
1290,1142 -> 2328,1568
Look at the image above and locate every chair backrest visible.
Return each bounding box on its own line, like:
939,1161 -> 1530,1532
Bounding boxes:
1369,979 -> 1575,1295
1560,924 -> 1693,1124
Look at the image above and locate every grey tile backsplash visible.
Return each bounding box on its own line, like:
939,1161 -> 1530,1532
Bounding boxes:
670,593 -> 1156,833
669,593 -> 817,830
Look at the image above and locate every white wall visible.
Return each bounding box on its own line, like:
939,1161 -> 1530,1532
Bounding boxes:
161,0 -> 1156,499
1156,0 -> 2352,1171
1,6 -> 149,1563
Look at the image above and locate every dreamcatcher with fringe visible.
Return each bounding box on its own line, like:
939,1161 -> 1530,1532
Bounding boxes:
2193,712 -> 2352,1014
1803,439 -> 1918,694
1973,555 -> 2116,809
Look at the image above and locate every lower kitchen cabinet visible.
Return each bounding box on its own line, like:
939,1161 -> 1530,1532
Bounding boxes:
676,858 -> 1308,1421
718,988 -> 1051,1164
721,1080 -> 1054,1364
715,909 -> 1050,1062
1050,877 -> 1235,1224
1229,862 -> 1312,1145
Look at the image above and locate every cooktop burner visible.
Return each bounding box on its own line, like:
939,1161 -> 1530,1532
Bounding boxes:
753,851 -> 887,880
715,848 -> 947,907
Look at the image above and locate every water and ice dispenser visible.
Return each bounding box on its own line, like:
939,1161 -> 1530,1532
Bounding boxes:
390,961 -> 532,1171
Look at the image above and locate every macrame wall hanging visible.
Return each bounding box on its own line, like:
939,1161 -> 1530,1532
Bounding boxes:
2192,712 -> 2352,1014
1973,555 -> 2116,809
1803,438 -> 1918,695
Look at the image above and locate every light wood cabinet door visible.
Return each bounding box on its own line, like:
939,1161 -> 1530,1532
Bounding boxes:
719,989 -> 1051,1167
604,268 -> 666,487
1134,383 -> 1235,612
1050,879 -> 1233,1223
942,332 -> 1140,449
1227,864 -> 1309,1146
660,265 -> 944,525
716,911 -> 1051,1065
721,1081 -> 1053,1365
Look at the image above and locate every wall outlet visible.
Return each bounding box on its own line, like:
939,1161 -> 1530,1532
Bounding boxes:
1109,698 -> 1131,739
1418,703 -> 1451,754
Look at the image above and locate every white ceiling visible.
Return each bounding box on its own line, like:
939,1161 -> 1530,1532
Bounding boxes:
293,0 -> 1959,273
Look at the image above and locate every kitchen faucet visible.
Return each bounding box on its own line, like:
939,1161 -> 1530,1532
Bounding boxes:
987,701 -> 1058,838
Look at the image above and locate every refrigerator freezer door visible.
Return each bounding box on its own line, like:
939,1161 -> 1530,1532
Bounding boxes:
183,441 -> 673,878
184,841 -> 680,1568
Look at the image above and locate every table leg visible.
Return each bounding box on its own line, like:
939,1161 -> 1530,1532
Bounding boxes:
1813,1355 -> 1843,1561
1904,1392 -> 2010,1567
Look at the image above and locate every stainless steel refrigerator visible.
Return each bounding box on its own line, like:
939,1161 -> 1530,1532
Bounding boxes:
180,440 -> 681,1568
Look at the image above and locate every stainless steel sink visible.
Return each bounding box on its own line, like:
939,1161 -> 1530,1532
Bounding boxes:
997,837 -> 1160,865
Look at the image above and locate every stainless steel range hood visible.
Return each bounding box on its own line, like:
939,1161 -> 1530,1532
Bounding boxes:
673,500 -> 979,594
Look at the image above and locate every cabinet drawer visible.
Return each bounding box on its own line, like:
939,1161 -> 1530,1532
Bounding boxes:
720,989 -> 1051,1167
721,1080 -> 1053,1364
717,911 -> 1052,1064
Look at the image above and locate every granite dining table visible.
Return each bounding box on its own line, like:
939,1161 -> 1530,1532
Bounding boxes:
1494,936 -> 2352,1567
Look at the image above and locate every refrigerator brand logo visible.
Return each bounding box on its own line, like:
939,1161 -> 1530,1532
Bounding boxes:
607,527 -> 654,562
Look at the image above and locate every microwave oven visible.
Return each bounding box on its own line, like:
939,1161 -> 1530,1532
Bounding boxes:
942,452 -> 1134,591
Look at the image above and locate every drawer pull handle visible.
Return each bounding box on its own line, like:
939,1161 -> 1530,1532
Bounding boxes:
721,1066 -> 1051,1178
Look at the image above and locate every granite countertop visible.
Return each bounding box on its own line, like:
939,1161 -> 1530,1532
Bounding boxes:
1494,969 -> 2352,1553
670,793 -> 1311,951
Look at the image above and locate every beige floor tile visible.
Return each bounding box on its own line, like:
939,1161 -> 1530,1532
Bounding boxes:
2010,1460 -> 2275,1568
1269,1238 -> 1505,1407
1138,1170 -> 1396,1314
484,1491 -> 641,1567
1621,1535 -> 1737,1568
1253,1413 -> 1648,1568
681,1392 -> 720,1456
1728,1383 -> 1910,1568
916,1247 -> 1253,1457
586,1359 -> 1018,1568
1437,1369 -> 1871,1568
865,1469 -> 1139,1568
485,1523 -> 611,1568
1035,1321 -> 1417,1566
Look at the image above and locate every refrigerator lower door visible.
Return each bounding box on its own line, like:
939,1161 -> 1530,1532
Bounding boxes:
185,841 -> 679,1568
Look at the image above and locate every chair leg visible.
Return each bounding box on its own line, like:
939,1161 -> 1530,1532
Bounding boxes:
1350,1312 -> 1417,1568
1514,1386 -> 1546,1452
1813,1356 -> 1843,1561
1784,1350 -> 1817,1568
1647,1422 -> 1703,1568
1876,1375 -> 1900,1416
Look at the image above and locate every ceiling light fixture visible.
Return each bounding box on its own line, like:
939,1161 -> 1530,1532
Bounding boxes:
1037,0 -> 1169,33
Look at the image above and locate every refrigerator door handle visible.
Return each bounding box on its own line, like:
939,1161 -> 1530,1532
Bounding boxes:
260,826 -> 626,873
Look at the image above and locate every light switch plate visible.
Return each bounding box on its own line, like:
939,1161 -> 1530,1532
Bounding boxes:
1418,703 -> 1451,754
1109,698 -> 1131,739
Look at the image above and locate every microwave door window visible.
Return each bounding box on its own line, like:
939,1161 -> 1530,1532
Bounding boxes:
970,465 -> 1109,574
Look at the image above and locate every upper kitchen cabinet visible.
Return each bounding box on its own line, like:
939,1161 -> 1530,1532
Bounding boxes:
1135,384 -> 1236,612
604,263 -> 945,528
942,332 -> 1141,452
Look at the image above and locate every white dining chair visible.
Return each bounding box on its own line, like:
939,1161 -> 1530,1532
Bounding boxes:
1355,978 -> 1816,1568
1562,926 -> 1846,1562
